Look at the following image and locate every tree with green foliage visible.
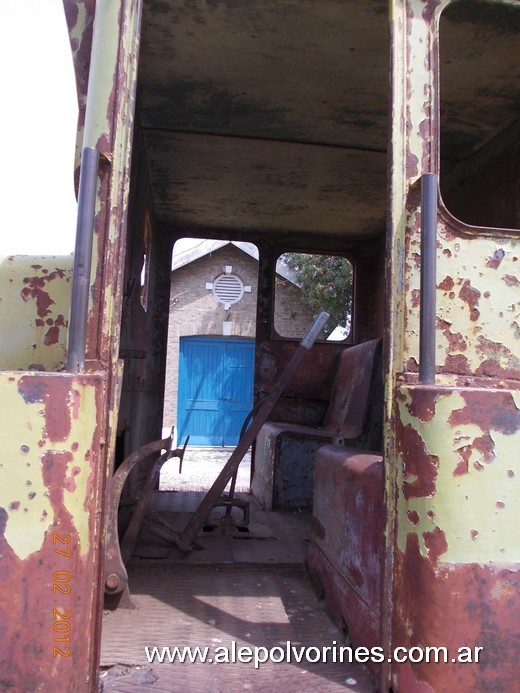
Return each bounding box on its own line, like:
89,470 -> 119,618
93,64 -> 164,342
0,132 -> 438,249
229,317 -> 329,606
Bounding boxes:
280,253 -> 353,338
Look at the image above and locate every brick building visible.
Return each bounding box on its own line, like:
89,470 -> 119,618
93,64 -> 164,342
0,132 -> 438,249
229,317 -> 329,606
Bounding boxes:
163,240 -> 315,445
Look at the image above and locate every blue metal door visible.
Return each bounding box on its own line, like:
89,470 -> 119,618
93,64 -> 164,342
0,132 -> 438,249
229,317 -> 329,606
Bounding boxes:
177,337 -> 255,446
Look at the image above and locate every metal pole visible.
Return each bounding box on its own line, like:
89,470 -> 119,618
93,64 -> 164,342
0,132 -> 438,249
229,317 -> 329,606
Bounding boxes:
176,311 -> 330,551
67,147 -> 99,372
419,173 -> 437,384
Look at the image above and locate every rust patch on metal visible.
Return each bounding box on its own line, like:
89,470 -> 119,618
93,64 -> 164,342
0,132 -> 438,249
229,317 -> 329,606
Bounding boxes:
64,465 -> 82,493
42,450 -> 75,507
422,526 -> 448,566
395,534 -> 433,656
446,332 -> 467,351
396,417 -> 439,499
437,319 -> 467,353
20,269 -> 68,319
458,279 -> 481,322
44,313 -> 68,346
405,388 -> 438,423
405,357 -> 419,373
0,371 -> 108,690
18,377 -> 72,442
0,487 -> 89,690
443,353 -> 469,374
454,445 -> 471,476
407,510 -> 420,525
448,391 -> 520,435
438,275 -> 454,291
485,248 -> 505,269
393,535 -> 520,691
475,337 -> 520,380
21,280 -> 54,317
473,433 -> 495,463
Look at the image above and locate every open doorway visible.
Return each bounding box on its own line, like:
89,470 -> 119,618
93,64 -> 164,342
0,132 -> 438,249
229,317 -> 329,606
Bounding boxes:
159,238 -> 259,492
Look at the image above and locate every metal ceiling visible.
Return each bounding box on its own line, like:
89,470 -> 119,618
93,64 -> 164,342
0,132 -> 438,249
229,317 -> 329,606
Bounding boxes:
136,0 -> 519,239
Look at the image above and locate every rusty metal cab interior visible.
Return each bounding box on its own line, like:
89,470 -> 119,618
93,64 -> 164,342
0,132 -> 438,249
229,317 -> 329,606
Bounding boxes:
120,0 -> 389,463
116,2 -> 520,690
1,1 -> 519,691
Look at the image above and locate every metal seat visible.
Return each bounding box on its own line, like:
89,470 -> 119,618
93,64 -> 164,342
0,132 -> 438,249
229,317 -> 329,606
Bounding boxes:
251,338 -> 383,509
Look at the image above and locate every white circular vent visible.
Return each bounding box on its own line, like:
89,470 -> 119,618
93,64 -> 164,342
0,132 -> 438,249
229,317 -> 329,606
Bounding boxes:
212,273 -> 245,306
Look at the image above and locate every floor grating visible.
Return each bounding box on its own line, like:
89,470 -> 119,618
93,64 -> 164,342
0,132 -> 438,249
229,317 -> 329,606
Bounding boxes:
100,491 -> 375,692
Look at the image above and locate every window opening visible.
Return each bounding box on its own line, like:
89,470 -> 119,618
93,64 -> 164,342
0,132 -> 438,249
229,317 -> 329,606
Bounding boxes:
439,0 -> 520,231
140,211 -> 152,311
274,252 -> 353,341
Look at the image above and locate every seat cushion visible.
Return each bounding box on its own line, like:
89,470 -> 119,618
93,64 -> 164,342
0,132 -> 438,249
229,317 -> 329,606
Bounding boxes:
323,338 -> 382,438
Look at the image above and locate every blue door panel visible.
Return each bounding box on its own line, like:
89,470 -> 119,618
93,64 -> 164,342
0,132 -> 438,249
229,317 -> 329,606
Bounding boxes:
177,337 -> 255,446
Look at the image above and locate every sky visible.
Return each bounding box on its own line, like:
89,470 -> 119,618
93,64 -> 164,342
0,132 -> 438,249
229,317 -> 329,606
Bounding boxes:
0,1 -> 78,256
0,5 -> 231,262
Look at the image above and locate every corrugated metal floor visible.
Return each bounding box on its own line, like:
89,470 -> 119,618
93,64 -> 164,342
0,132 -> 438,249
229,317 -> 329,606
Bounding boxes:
100,492 -> 375,692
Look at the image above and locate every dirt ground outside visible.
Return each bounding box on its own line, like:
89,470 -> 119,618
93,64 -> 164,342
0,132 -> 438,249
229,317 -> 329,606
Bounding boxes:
160,446 -> 252,493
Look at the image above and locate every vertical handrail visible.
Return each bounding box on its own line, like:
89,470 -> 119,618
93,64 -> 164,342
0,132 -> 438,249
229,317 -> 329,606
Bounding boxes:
419,173 -> 438,384
67,146 -> 99,372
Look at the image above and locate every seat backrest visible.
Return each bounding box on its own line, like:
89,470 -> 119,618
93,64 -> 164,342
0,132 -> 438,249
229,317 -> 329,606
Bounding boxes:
322,338 -> 382,439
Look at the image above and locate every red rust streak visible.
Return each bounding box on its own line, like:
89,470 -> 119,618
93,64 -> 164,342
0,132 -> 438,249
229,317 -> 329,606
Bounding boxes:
21,280 -> 54,317
422,526 -> 448,566
18,377 -> 72,442
407,510 -> 420,525
44,325 -> 60,346
394,534 -> 520,691
397,416 -> 439,499
443,354 -> 469,374
449,391 -> 520,435
42,451 -> 74,505
458,280 -> 481,322
21,270 -> 68,318
486,248 -> 505,268
503,274 -> 519,287
438,276 -> 454,291
406,388 -> 439,422
473,433 -> 495,463
454,445 -> 471,476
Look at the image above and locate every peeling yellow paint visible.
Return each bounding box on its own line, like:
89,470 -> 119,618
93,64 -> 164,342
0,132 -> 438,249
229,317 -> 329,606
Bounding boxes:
0,374 -> 98,560
83,0 -> 121,150
0,256 -> 72,371
388,1 -> 520,687
1,385 -> 53,559
397,386 -> 520,565
436,232 -> 520,366
69,1 -> 88,51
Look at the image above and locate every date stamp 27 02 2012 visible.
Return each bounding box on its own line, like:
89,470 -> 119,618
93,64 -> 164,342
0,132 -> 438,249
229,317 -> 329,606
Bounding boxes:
52,533 -> 73,658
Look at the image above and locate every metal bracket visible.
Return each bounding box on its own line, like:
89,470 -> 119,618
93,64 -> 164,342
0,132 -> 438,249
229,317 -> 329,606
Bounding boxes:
104,430 -> 189,597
